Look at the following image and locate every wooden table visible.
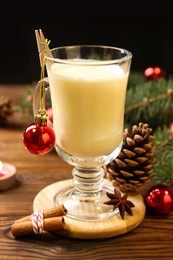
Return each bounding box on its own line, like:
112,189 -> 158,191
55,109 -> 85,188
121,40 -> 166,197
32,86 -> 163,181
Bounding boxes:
0,85 -> 173,259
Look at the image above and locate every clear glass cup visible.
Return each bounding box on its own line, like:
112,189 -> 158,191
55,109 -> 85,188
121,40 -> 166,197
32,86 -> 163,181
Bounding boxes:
33,45 -> 132,221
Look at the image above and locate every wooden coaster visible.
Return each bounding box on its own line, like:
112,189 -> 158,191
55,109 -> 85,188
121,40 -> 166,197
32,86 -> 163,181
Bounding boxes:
33,179 -> 146,239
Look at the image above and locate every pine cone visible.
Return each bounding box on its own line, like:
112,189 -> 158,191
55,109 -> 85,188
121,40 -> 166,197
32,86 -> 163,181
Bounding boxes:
0,96 -> 13,123
105,122 -> 156,192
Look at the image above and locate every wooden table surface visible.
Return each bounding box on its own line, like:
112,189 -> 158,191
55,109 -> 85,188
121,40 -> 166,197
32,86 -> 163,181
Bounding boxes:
0,85 -> 173,260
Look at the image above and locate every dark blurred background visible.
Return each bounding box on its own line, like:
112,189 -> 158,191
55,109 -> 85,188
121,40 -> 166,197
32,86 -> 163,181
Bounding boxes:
1,5 -> 173,84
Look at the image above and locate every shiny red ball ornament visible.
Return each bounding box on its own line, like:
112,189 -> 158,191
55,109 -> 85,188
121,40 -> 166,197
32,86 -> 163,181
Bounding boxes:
144,66 -> 165,80
146,184 -> 173,215
23,123 -> 55,155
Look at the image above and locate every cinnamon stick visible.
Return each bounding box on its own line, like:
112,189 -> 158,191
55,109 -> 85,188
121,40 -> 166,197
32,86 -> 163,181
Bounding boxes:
14,204 -> 67,224
12,216 -> 65,238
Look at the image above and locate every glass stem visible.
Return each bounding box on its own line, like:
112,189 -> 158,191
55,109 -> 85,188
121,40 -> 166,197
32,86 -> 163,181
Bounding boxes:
72,166 -> 105,199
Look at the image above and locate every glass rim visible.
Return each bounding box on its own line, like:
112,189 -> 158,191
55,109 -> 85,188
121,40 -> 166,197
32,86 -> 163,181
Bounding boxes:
45,45 -> 132,65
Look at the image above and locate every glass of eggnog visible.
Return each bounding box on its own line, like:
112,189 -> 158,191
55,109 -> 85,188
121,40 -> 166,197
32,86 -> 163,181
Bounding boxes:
36,45 -> 132,221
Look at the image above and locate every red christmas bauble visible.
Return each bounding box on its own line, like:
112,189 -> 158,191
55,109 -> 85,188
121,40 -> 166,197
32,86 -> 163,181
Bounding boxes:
23,123 -> 56,155
144,67 -> 165,80
146,184 -> 173,215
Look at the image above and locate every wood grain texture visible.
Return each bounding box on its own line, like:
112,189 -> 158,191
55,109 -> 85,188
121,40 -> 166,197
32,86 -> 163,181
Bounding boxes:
0,85 -> 173,259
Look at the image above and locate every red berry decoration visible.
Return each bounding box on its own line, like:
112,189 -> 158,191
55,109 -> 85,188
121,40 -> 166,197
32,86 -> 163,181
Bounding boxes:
144,66 -> 165,80
146,184 -> 173,215
23,110 -> 55,155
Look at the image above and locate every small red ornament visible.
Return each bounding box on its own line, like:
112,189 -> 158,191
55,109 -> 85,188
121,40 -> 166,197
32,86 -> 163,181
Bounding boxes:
23,123 -> 55,155
146,184 -> 173,215
144,66 -> 165,80
23,110 -> 55,155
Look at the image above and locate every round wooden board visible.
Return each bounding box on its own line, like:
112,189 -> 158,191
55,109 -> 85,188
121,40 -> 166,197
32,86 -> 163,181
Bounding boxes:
33,179 -> 146,239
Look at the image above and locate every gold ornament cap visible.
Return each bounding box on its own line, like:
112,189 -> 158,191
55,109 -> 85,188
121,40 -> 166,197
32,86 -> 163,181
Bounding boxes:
35,109 -> 48,126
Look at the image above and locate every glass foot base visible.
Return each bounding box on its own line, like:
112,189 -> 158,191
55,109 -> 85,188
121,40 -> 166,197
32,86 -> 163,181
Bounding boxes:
53,183 -> 118,221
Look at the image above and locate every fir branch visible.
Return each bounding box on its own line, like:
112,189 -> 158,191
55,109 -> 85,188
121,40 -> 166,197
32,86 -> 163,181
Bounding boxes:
125,77 -> 173,130
152,126 -> 173,186
126,88 -> 173,113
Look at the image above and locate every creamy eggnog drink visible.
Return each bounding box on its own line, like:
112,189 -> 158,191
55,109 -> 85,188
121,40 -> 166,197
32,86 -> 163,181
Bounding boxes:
48,63 -> 129,157
33,43 -> 132,221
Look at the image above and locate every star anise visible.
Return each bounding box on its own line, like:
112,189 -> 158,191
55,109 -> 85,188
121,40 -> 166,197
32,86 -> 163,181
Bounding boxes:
104,188 -> 135,219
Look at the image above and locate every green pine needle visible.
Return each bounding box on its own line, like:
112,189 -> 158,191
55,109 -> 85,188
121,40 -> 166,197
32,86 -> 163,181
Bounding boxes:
152,126 -> 173,186
125,77 -> 173,131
